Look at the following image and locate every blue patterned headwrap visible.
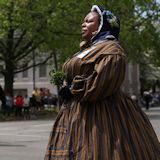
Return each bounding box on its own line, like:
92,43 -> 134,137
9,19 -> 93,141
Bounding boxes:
91,5 -> 120,42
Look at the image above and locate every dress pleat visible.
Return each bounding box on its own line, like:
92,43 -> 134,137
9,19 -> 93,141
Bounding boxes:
44,40 -> 160,160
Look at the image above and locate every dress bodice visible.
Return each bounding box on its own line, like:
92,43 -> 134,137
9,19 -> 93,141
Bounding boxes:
63,40 -> 126,102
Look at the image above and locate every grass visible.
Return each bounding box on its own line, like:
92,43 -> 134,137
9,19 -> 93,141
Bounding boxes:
0,107 -> 59,122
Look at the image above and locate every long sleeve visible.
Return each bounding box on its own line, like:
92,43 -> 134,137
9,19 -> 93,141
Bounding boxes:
71,53 -> 125,102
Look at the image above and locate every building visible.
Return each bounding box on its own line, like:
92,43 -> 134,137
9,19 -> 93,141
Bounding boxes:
122,63 -> 140,96
0,63 -> 140,97
0,64 -> 57,97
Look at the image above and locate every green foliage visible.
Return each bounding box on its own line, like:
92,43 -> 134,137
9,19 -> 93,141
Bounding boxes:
0,0 -> 159,93
45,0 -> 160,66
49,70 -> 65,86
0,0 -> 159,66
47,0 -> 160,92
0,0 -> 56,94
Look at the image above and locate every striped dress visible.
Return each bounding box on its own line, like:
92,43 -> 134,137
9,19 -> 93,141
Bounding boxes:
44,40 -> 160,160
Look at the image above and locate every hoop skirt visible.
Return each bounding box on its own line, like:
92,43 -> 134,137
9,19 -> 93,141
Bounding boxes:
44,40 -> 160,160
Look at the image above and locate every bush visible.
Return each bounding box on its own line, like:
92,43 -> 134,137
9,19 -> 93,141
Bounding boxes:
49,70 -> 65,86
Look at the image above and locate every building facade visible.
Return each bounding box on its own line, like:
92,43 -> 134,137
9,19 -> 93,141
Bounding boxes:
0,63 -> 140,97
0,64 -> 57,97
122,63 -> 140,96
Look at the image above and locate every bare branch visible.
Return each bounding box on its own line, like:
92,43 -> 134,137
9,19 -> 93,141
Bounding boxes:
14,40 -> 34,58
0,40 -> 6,49
15,46 -> 35,62
13,29 -> 27,52
0,40 -> 7,56
14,53 -> 52,74
0,56 -> 4,61
14,40 -> 44,62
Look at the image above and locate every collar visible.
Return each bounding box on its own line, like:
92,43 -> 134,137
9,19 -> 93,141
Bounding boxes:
91,31 -> 116,45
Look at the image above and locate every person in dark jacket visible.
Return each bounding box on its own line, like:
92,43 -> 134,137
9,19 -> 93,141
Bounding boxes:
0,85 -> 6,113
15,95 -> 24,118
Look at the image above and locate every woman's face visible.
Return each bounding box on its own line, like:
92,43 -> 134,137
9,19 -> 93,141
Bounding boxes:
81,12 -> 100,41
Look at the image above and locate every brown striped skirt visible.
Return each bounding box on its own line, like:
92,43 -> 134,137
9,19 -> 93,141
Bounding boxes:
44,93 -> 160,160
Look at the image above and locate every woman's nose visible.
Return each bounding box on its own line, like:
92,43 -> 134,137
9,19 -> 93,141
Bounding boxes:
82,22 -> 86,27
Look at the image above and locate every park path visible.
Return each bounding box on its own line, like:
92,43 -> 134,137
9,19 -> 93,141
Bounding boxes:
0,107 -> 159,160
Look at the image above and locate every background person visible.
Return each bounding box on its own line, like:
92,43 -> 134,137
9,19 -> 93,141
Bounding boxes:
23,94 -> 30,120
15,94 -> 24,118
143,91 -> 152,110
0,85 -> 6,113
32,88 -> 42,110
5,93 -> 12,116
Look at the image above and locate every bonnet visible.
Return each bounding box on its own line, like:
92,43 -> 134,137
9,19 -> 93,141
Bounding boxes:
91,5 -> 120,42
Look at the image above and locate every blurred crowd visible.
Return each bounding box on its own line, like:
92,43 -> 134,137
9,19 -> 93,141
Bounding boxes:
0,86 -> 58,120
1,84 -> 160,120
131,91 -> 160,110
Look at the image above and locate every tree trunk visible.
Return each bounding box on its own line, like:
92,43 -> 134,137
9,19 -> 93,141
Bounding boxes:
4,63 -> 14,97
53,51 -> 58,71
152,82 -> 157,93
53,51 -> 61,109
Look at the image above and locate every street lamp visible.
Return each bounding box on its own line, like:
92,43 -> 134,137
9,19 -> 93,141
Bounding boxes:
32,50 -> 36,90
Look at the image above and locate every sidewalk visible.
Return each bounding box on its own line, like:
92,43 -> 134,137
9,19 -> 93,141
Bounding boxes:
143,107 -> 160,140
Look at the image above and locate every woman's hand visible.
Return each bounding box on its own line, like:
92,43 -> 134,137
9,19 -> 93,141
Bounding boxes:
59,80 -> 73,100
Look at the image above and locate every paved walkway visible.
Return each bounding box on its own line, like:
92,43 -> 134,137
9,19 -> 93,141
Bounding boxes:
0,107 -> 159,160
0,120 -> 54,160
143,107 -> 160,140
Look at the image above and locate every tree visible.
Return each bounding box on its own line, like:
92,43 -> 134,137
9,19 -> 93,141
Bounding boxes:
45,0 -> 160,66
0,0 -> 159,96
47,0 -> 160,93
0,0 -> 55,95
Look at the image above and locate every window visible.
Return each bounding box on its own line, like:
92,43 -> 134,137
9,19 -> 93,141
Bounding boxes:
22,70 -> 28,78
0,65 -> 4,79
14,73 -> 17,78
0,73 -> 3,79
39,65 -> 47,77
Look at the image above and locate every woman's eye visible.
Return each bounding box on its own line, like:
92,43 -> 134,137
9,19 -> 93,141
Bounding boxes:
86,19 -> 93,23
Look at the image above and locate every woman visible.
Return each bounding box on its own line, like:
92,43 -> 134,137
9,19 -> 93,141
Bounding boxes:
45,5 -> 160,160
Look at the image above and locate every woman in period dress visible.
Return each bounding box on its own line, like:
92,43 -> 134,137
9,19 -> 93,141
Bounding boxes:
45,5 -> 160,160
